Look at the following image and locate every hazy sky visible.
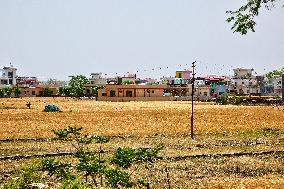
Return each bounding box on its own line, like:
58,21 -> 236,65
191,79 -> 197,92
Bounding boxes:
0,0 -> 283,80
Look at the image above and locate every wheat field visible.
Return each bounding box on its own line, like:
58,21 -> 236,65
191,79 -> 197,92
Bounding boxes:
0,97 -> 283,139
1,98 -> 284,188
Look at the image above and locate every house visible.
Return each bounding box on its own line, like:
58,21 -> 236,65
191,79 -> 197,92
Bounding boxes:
97,84 -> 171,101
272,76 -> 282,97
17,85 -> 58,97
175,70 -> 192,80
0,64 -> 17,86
196,75 -> 228,98
228,68 -> 261,95
89,73 -> 107,85
16,77 -> 39,87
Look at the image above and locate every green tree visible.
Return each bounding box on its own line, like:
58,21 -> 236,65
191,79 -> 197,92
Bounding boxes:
266,67 -> 284,79
63,86 -> 72,96
69,75 -> 89,97
14,86 -> 21,97
92,86 -> 105,97
43,86 -> 52,97
58,86 -> 64,96
4,87 -> 12,97
0,89 -> 4,98
227,0 -> 281,35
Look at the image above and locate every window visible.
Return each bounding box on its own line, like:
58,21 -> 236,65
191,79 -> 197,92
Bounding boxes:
102,93 -> 107,96
152,90 -> 154,93
126,90 -> 133,97
110,90 -> 116,97
204,92 -> 208,96
32,91 -> 35,95
8,72 -> 13,78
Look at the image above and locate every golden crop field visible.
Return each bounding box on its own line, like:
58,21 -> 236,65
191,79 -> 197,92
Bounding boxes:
0,97 -> 284,139
1,97 -> 284,188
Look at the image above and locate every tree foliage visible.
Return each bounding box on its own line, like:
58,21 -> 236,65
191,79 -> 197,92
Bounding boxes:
0,89 -> 4,98
266,67 -> 284,79
4,86 -> 12,97
13,86 -> 21,97
92,86 -> 105,97
69,75 -> 89,97
43,86 -> 52,97
227,0 -> 281,35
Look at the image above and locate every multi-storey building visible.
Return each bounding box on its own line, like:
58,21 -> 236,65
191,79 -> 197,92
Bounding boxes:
229,68 -> 261,95
0,64 -> 17,86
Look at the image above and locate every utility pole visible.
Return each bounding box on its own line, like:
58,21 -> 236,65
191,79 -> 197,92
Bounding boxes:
191,61 -> 196,139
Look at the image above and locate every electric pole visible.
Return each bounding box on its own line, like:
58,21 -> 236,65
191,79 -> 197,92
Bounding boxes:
191,61 -> 196,139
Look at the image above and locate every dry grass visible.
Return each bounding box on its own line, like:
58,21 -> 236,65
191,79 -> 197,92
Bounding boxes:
0,97 -> 284,139
1,97 -> 284,188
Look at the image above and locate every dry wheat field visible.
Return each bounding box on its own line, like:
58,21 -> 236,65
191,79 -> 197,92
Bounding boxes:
1,97 -> 284,188
0,97 -> 284,138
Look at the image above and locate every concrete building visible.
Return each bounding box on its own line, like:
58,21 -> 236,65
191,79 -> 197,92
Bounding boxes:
0,65 -> 17,86
89,73 -> 107,85
272,76 -> 282,97
16,77 -> 39,87
17,85 -> 58,97
97,84 -> 170,101
229,68 -> 261,95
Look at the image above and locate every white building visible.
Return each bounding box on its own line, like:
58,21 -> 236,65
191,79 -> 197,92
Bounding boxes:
272,76 -> 282,96
89,73 -> 107,85
0,65 -> 17,86
229,68 -> 261,95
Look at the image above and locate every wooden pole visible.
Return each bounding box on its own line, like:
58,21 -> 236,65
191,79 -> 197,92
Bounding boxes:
191,61 -> 196,139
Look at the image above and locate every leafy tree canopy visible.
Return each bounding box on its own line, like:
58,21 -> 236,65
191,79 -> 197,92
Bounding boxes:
14,86 -> 21,97
227,0 -> 282,35
266,67 -> 284,79
69,75 -> 89,97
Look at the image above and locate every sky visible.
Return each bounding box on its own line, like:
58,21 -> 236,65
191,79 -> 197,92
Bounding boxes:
0,0 -> 283,81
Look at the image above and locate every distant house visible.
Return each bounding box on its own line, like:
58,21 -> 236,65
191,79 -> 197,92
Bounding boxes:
0,65 -> 17,86
89,73 -> 107,85
17,86 -> 58,97
196,76 -> 228,98
97,84 -> 170,101
228,68 -> 261,95
272,76 -> 282,97
16,77 -> 39,87
175,70 -> 192,80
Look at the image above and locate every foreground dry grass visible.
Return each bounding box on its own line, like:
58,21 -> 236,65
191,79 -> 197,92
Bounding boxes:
0,97 -> 284,139
1,97 -> 284,188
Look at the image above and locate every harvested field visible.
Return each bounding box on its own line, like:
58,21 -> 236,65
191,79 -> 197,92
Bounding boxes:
0,97 -> 284,139
1,97 -> 284,188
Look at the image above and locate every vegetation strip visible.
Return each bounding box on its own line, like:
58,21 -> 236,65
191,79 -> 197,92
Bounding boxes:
1,150 -> 284,161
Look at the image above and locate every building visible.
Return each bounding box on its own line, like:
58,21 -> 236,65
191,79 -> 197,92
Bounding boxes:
89,73 -> 107,85
16,77 -> 39,87
97,84 -> 171,101
0,64 -> 17,86
17,85 -> 58,97
228,68 -> 261,95
272,76 -> 282,97
175,70 -> 192,80
196,75 -> 228,98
